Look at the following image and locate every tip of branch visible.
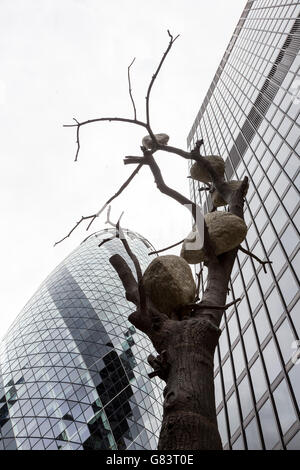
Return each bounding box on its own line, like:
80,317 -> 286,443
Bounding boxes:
167,29 -> 180,42
128,57 -> 136,68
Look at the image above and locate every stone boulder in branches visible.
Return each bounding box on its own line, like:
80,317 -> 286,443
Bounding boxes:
190,156 -> 225,183
142,255 -> 196,317
142,133 -> 169,149
211,180 -> 249,207
181,212 -> 247,263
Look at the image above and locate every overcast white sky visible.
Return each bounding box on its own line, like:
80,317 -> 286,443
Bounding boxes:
0,0 -> 245,341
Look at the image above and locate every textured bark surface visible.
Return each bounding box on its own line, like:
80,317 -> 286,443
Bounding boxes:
157,318 -> 222,450
211,180 -> 249,207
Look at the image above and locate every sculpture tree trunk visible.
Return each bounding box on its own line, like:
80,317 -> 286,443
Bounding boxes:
157,317 -> 222,450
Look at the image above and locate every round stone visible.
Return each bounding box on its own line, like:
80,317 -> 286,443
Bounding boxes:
142,255 -> 196,317
142,133 -> 169,149
181,212 -> 248,264
190,156 -> 225,183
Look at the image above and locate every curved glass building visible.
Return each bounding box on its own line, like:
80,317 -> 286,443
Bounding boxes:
188,0 -> 300,450
0,228 -> 163,450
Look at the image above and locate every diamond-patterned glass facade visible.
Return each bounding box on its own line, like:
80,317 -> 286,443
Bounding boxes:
0,228 -> 163,450
187,0 -> 300,450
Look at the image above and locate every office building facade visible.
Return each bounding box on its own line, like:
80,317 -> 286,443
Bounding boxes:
187,0 -> 300,450
0,229 -> 163,450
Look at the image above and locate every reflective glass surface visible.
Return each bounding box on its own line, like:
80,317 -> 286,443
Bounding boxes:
0,229 -> 163,450
188,0 -> 300,449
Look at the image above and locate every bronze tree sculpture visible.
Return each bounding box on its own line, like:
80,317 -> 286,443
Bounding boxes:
56,31 -> 272,450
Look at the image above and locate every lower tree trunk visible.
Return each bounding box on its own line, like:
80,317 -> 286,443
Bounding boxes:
157,317 -> 222,450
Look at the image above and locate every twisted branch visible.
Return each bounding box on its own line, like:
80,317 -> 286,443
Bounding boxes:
145,30 -> 180,142
128,57 -> 137,120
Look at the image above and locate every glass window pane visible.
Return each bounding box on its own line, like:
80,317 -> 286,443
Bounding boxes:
276,319 -> 296,364
238,375 -> 253,420
264,191 -> 278,214
259,399 -> 280,449
291,250 -> 300,281
228,314 -> 239,344
263,338 -> 281,384
222,357 -> 234,394
236,297 -> 251,329
241,259 -> 253,287
273,380 -> 297,435
215,372 -> 223,408
227,392 -> 240,436
290,298 -> 300,337
244,323 -> 258,361
219,330 -> 229,360
250,357 -> 267,402
288,364 -> 300,410
217,408 -> 228,447
248,280 -> 261,312
286,432 -> 300,450
275,173 -> 289,197
257,268 -> 273,295
265,288 -> 284,324
255,307 -> 270,344
283,186 -> 299,213
280,224 -> 299,256
232,341 -> 245,378
269,243 -> 286,276
263,224 -> 276,251
232,434 -> 245,450
245,417 -> 262,450
278,269 -> 298,306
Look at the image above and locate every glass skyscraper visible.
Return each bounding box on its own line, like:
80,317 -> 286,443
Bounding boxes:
187,0 -> 300,450
0,228 -> 163,450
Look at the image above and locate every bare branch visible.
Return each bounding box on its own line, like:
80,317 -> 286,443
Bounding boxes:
105,205 -> 124,228
133,147 -> 218,264
54,163 -> 144,246
145,30 -> 180,142
128,57 -> 137,120
239,245 -> 272,273
147,350 -> 170,381
195,268 -> 203,302
148,239 -> 185,256
109,254 -> 139,305
98,237 -> 114,248
95,162 -> 144,218
54,214 -> 97,246
155,143 -> 192,160
186,298 -> 241,313
63,117 -> 148,162
123,156 -> 145,165
115,218 -> 146,310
